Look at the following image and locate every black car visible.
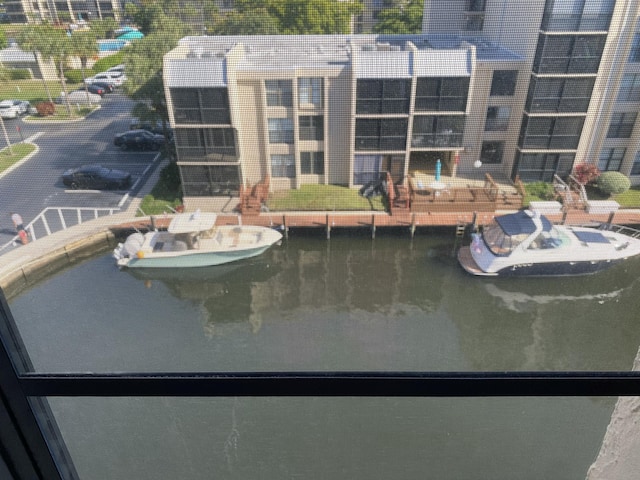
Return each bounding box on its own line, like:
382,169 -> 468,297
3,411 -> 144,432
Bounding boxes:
114,129 -> 166,150
84,84 -> 108,96
129,118 -> 166,135
91,81 -> 115,94
62,165 -> 132,190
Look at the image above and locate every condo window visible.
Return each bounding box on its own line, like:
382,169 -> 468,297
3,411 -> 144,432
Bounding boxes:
271,154 -> 295,178
170,87 -> 230,125
300,151 -> 324,175
516,152 -> 575,182
527,77 -> 595,113
180,164 -> 240,196
485,107 -> 510,131
356,79 -> 411,114
355,118 -> 408,151
607,113 -> 637,138
411,115 -> 465,148
298,78 -> 323,107
533,34 -> 605,74
541,0 -> 614,32
265,80 -> 293,107
268,118 -> 294,144
616,74 -> 640,102
174,128 -> 236,161
521,116 -> 585,149
630,33 -> 640,63
632,151 -> 640,175
299,116 -> 324,141
489,70 -> 517,96
480,141 -> 504,164
415,77 -> 469,112
598,148 -> 625,172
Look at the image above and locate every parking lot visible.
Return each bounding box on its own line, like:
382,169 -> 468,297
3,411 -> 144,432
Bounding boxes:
0,93 -> 165,249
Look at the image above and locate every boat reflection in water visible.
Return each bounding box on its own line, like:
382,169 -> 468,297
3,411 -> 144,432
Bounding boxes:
481,261 -> 640,314
126,258 -> 281,336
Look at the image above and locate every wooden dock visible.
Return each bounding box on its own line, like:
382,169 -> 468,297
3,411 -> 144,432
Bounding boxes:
118,208 -> 640,240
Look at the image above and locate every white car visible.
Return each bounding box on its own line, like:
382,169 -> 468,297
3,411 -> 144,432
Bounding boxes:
107,64 -> 125,73
85,71 -> 126,86
0,99 -> 30,119
55,91 -> 102,105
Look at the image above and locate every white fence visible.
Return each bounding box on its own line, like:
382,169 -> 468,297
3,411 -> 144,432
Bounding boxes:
1,207 -> 120,252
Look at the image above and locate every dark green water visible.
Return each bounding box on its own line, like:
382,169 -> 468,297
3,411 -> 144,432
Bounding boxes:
10,231 -> 640,479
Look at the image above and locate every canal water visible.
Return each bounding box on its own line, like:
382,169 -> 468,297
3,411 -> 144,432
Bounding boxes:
9,230 -> 640,479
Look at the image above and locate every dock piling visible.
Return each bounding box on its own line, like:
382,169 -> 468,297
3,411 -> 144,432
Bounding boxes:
410,213 -> 416,238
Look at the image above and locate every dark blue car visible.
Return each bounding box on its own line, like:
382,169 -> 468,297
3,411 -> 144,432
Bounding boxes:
113,129 -> 166,150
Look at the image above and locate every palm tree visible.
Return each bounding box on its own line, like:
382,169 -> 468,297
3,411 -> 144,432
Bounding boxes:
17,26 -> 54,103
68,31 -> 98,101
46,27 -> 74,116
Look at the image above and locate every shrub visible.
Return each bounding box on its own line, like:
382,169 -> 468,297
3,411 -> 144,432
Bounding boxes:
573,163 -> 600,185
596,171 -> 631,196
9,68 -> 32,80
524,181 -> 555,200
64,69 -> 84,84
35,101 -> 55,116
158,161 -> 181,194
91,52 -> 124,73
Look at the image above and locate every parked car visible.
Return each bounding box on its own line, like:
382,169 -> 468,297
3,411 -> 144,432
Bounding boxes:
0,99 -> 30,118
85,71 -> 126,86
80,84 -> 108,96
129,118 -> 168,135
55,90 -> 102,105
114,129 -> 166,150
107,64 -> 125,73
91,81 -> 115,94
61,165 -> 132,190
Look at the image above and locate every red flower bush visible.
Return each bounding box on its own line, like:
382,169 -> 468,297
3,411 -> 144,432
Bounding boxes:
573,163 -> 600,185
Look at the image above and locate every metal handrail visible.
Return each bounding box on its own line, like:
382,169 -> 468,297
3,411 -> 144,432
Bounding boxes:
1,207 -> 120,252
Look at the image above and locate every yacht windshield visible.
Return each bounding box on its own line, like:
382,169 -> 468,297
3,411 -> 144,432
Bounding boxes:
482,219 -> 529,256
528,227 -> 566,250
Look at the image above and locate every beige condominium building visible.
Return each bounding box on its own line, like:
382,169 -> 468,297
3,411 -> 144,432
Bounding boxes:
3,0 -> 121,23
163,0 -> 640,208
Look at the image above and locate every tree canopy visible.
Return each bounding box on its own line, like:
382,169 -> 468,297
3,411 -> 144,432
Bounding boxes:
120,11 -> 189,132
212,0 -> 362,35
372,0 -> 424,34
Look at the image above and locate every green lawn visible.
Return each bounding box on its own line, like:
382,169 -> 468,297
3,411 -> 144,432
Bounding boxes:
0,143 -> 37,174
524,182 -> 640,208
0,80 -> 78,103
613,186 -> 640,207
0,79 -> 97,119
267,185 -> 386,211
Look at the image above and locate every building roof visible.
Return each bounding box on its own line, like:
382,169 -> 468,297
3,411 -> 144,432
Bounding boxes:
0,47 -> 36,63
164,34 -> 523,86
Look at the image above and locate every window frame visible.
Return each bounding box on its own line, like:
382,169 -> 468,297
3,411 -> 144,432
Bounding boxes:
598,147 -> 625,171
265,80 -> 293,107
299,115 -> 324,141
489,70 -> 518,96
607,112 -> 637,138
485,106 -> 511,131
300,151 -> 325,175
268,118 -> 294,144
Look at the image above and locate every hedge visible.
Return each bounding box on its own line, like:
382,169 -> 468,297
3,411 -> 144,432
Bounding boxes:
9,68 -> 32,80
